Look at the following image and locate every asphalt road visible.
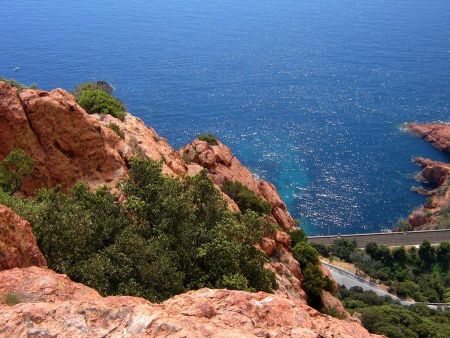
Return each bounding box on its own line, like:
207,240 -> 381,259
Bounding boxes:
322,261 -> 450,310
309,229 -> 450,248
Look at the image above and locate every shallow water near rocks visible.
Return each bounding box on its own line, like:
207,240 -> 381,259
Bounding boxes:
1,0 -> 449,235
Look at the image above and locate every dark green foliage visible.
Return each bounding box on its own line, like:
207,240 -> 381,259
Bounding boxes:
221,181 -> 272,215
0,148 -> 34,194
74,82 -> 126,120
197,133 -> 218,145
0,76 -> 25,89
108,122 -> 125,139
292,241 -> 335,308
330,238 -> 357,261
1,159 -> 277,302
73,81 -> 113,96
289,227 -> 307,247
338,285 -> 450,338
310,242 -> 331,257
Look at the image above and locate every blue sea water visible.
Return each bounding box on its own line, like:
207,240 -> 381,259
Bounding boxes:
1,0 -> 449,235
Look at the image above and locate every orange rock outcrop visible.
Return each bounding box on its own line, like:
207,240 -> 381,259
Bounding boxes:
0,267 -> 380,338
0,82 -> 186,195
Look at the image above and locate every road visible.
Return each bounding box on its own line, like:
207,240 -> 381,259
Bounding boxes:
309,229 -> 450,248
322,261 -> 450,310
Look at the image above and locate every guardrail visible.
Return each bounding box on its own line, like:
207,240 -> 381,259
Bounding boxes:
309,229 -> 450,248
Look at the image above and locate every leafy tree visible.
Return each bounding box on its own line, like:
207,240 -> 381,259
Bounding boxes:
292,241 -> 335,308
2,158 -> 278,302
293,242 -> 319,266
418,240 -> 435,268
0,148 -> 34,194
331,238 -> 357,261
436,242 -> 450,271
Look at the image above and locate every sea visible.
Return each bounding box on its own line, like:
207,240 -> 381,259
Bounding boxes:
1,0 -> 449,235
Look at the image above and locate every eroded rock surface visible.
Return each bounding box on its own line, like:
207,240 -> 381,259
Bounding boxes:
0,267 -> 380,338
0,205 -> 46,270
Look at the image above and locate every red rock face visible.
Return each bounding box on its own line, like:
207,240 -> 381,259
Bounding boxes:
0,205 -> 46,270
0,267 -> 380,338
406,122 -> 450,155
0,82 -> 187,195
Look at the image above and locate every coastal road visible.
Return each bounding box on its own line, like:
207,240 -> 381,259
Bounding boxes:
309,229 -> 450,248
322,261 -> 450,310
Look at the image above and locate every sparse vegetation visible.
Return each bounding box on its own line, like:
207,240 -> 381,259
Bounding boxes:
0,76 -> 37,90
74,82 -> 126,120
197,133 -> 218,145
221,181 -> 272,215
0,158 -> 277,302
108,122 -> 125,139
2,292 -> 22,306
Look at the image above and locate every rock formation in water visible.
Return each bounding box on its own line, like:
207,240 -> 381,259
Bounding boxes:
406,122 -> 450,155
0,81 -> 371,336
405,123 -> 450,230
407,158 -> 450,229
0,267 -> 379,337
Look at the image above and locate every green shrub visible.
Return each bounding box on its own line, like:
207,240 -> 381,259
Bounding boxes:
0,148 -> 34,194
221,181 -> 272,215
289,228 -> 307,247
74,81 -> 113,96
74,82 -> 125,120
2,292 -> 22,306
2,159 -> 277,302
292,241 -> 335,308
108,122 -> 125,139
0,76 -> 37,90
197,133 -> 218,145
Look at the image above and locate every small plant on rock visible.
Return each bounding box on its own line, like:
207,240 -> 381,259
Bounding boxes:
74,82 -> 126,120
108,122 -> 125,139
2,292 -> 22,306
197,133 -> 218,145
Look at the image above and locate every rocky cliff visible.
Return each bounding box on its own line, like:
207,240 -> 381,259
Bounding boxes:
0,267 -> 379,337
0,81 -> 373,336
406,123 -> 450,230
0,81 -> 305,301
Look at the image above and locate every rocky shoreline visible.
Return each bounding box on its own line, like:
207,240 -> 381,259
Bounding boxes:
405,123 -> 450,230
